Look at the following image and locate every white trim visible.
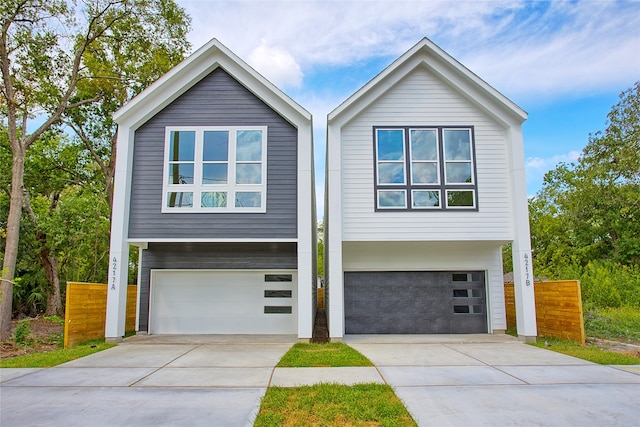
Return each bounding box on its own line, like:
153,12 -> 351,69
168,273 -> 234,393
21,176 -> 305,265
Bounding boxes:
114,39 -> 311,131
127,238 -> 298,243
135,248 -> 143,332
105,126 -> 135,340
328,38 -> 526,127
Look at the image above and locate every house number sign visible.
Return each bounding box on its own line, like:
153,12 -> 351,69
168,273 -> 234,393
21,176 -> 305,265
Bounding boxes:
110,256 -> 118,290
523,253 -> 531,287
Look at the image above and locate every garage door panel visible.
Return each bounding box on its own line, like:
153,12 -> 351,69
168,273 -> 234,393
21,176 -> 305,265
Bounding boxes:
344,271 -> 487,334
150,270 -> 296,335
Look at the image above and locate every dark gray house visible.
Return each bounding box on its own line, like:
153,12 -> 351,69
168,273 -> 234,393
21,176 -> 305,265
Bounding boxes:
105,39 -> 315,340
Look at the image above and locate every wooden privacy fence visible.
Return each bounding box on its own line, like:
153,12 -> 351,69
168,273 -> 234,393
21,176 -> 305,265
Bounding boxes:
505,280 -> 585,344
64,282 -> 137,348
317,287 -> 325,309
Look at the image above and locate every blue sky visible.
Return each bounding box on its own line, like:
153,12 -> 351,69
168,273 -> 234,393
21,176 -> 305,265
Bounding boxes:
176,0 -> 640,214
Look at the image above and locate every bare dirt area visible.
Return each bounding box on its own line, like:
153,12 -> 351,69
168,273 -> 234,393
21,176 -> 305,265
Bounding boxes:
587,337 -> 640,358
311,309 -> 330,343
0,317 -> 64,359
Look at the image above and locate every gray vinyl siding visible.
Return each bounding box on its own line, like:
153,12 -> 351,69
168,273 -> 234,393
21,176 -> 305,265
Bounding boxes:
138,242 -> 297,331
128,68 -> 297,239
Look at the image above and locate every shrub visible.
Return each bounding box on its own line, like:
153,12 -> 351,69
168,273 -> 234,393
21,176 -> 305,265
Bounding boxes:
558,260 -> 640,308
13,320 -> 32,345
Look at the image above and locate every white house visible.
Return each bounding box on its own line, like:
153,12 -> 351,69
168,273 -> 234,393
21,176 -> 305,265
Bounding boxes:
324,38 -> 537,341
105,39 -> 316,341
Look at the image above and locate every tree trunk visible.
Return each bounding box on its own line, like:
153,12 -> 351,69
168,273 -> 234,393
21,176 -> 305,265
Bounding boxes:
41,246 -> 62,316
0,148 -> 25,339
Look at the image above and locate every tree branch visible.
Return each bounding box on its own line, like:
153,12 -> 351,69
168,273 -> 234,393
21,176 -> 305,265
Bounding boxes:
66,120 -> 108,176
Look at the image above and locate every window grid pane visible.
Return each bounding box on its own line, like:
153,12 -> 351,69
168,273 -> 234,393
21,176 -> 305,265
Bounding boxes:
374,126 -> 476,211
168,163 -> 194,185
446,190 -> 475,208
167,192 -> 193,208
169,131 -> 195,161
412,190 -> 440,208
201,192 -> 227,208
378,190 -> 407,208
164,127 -> 266,212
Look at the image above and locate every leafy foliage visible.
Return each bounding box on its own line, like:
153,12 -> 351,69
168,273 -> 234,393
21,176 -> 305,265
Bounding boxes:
13,319 -> 32,345
529,82 -> 640,308
1,1 -> 191,322
584,306 -> 640,342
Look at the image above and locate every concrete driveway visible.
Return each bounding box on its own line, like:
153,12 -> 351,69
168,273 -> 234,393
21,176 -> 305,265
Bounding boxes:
0,334 -> 296,427
2,334 -> 639,427
344,334 -> 640,427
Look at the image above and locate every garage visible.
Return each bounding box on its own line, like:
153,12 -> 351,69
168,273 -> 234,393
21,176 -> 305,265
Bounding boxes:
344,271 -> 487,334
149,270 -> 297,334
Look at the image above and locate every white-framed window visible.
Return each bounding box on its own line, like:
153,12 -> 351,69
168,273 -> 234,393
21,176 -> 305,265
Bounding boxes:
374,126 -> 477,211
162,126 -> 267,212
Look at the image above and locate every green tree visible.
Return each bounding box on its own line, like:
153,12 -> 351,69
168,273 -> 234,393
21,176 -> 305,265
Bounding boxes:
66,0 -> 190,209
0,0 -> 191,338
530,82 -> 640,278
317,221 -> 324,278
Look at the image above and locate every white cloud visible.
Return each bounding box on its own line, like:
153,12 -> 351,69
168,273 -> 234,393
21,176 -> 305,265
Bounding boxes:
462,1 -> 640,103
247,40 -> 303,89
525,150 -> 581,194
178,0 -> 639,103
527,151 -> 580,171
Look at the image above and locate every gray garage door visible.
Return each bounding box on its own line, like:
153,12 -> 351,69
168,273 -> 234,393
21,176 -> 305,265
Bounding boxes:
344,271 -> 487,334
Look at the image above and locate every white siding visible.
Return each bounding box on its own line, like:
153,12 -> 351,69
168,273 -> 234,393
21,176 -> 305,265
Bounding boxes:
341,65 -> 514,241
342,241 -> 507,332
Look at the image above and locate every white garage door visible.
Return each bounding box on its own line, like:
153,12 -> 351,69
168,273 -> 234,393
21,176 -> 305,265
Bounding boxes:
149,270 -> 297,334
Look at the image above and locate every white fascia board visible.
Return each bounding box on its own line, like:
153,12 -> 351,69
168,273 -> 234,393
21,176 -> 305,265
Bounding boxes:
127,238 -> 298,243
113,39 -> 311,132
328,38 -> 527,128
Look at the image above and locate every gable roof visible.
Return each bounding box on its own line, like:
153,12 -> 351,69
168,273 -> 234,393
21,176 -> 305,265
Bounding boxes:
328,38 -> 527,128
113,38 -> 311,130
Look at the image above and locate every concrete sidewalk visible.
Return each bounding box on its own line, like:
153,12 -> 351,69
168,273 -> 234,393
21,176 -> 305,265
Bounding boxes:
2,334 -> 639,426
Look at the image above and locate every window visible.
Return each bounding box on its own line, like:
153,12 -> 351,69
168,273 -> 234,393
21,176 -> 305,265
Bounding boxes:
163,127 -> 267,212
374,127 -> 477,210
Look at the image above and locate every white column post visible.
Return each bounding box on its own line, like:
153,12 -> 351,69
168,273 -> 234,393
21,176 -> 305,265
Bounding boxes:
297,124 -> 314,341
509,126 -> 537,342
105,126 -> 134,341
326,125 -> 344,340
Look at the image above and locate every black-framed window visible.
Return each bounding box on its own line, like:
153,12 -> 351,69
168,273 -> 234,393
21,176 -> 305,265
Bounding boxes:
374,126 -> 478,211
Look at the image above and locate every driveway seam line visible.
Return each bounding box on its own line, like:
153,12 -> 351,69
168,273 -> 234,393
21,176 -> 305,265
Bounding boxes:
442,343 -> 532,385
128,344 -> 202,387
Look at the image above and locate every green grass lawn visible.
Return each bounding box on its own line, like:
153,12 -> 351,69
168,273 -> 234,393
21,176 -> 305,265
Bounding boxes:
254,383 -> 416,427
255,342 -> 415,426
0,340 -> 116,368
277,342 -> 373,367
531,337 -> 640,365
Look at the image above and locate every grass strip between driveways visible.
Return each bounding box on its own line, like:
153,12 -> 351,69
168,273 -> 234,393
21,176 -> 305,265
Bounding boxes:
255,342 -> 417,426
0,340 -> 116,368
276,342 -> 374,367
530,337 -> 640,365
254,383 -> 417,427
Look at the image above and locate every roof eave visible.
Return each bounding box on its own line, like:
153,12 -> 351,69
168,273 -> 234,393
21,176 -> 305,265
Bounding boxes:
328,38 -> 527,127
113,38 -> 311,130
